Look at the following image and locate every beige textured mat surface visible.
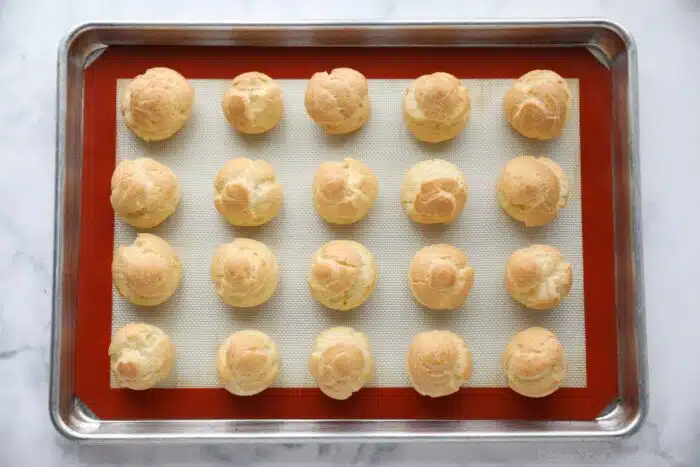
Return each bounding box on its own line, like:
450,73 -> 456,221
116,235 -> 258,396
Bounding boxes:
111,78 -> 585,389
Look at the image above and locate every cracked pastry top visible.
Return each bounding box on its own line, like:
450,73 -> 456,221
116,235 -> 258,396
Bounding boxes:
308,240 -> 377,311
406,330 -> 472,398
110,157 -> 180,229
502,326 -> 567,398
216,330 -> 280,396
112,233 -> 181,307
497,155 -> 568,227
308,326 -> 374,400
409,244 -> 474,311
504,69 -> 572,140
403,72 -> 470,143
109,322 -> 175,390
304,67 -> 371,135
400,159 -> 467,224
120,67 -> 194,142
211,238 -> 280,308
505,244 -> 572,310
312,158 -> 378,225
222,71 -> 284,134
214,157 -> 284,227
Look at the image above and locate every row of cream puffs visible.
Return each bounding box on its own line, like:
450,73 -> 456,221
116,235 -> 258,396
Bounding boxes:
120,67 -> 571,143
113,235 -> 571,312
109,323 -> 567,399
111,155 -> 569,229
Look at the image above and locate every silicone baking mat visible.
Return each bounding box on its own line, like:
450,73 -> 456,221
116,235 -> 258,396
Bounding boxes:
111,78 -> 585,390
75,46 -> 618,420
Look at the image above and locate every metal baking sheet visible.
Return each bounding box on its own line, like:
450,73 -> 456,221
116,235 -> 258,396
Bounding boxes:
51,21 -> 646,442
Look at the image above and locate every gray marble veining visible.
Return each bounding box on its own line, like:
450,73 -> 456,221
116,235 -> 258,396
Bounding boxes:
1,0 -> 699,465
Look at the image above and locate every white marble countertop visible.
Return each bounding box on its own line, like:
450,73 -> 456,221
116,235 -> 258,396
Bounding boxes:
1,0 -> 698,465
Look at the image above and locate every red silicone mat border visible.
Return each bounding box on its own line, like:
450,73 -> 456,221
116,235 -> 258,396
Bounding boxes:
76,46 -> 618,420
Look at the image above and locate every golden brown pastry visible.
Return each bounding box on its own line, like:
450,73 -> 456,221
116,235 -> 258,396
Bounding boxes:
406,330 -> 472,398
502,326 -> 567,398
109,322 -> 175,390
211,238 -> 279,308
214,157 -> 284,226
222,72 -> 284,134
120,67 -> 194,142
505,244 -> 572,310
216,330 -> 280,396
504,70 -> 572,140
110,157 -> 180,228
112,233 -> 181,306
308,326 -> 374,400
403,72 -> 470,143
304,68 -> 370,135
496,155 -> 568,227
308,240 -> 377,311
312,158 -> 378,224
400,159 -> 467,224
409,244 -> 474,310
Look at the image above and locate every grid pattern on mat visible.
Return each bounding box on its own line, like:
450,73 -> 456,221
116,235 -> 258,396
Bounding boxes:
111,78 -> 585,389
